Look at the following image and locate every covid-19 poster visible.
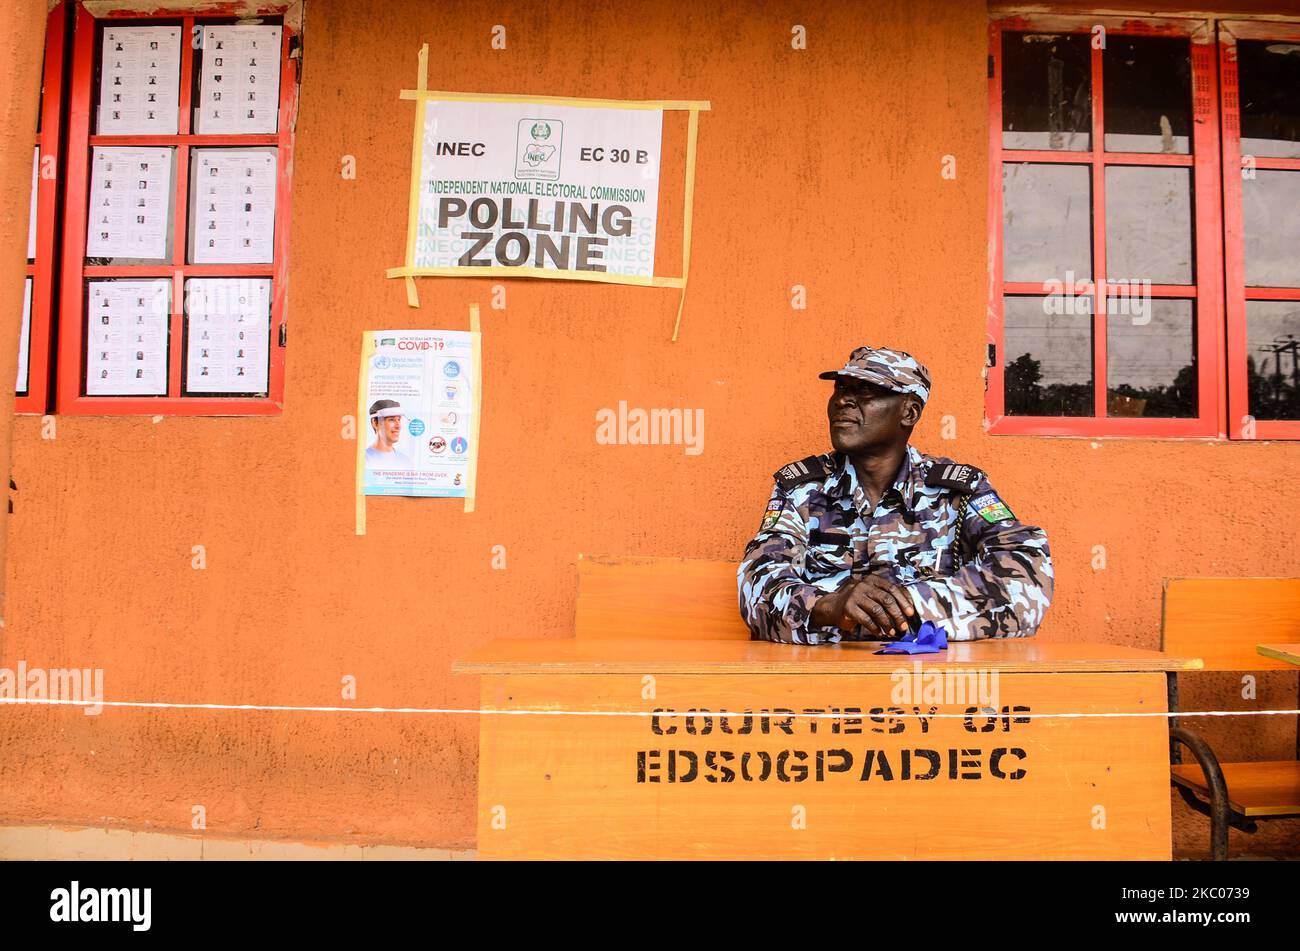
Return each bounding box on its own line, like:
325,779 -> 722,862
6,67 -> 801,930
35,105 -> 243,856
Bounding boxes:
357,329 -> 479,500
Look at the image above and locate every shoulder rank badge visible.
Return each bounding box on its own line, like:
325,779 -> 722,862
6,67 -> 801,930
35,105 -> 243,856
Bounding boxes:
773,454 -> 834,491
971,491 -> 1015,523
925,462 -> 984,494
759,500 -> 786,532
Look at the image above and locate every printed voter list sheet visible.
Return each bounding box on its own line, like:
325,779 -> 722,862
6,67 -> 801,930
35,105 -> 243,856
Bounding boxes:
85,279 -> 170,397
28,147 -> 38,260
185,278 -> 272,394
87,147 -> 173,260
361,330 -> 476,498
189,149 -> 277,264
97,25 -> 182,135
16,279 -> 32,392
195,25 -> 282,134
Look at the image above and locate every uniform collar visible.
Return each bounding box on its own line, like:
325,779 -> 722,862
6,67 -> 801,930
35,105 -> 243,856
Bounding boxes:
825,445 -> 924,515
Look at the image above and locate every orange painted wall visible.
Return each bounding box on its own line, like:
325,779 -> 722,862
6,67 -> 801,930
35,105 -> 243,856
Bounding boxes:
2,0 -> 1298,855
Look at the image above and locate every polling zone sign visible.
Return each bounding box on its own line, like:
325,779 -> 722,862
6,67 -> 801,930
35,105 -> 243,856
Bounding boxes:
386,46 -> 708,338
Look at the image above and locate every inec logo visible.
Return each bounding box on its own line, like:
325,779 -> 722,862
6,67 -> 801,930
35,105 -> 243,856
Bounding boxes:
515,117 -> 562,181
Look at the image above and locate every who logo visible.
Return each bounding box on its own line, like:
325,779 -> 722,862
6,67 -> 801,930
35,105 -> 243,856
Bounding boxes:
515,118 -> 563,181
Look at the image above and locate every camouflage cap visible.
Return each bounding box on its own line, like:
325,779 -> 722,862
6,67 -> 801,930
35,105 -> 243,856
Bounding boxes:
818,346 -> 931,404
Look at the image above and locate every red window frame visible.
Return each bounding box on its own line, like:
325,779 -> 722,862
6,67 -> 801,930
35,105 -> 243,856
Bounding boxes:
987,15 -> 1225,438
1219,19 -> 1300,441
57,3 -> 298,416
17,3 -> 70,415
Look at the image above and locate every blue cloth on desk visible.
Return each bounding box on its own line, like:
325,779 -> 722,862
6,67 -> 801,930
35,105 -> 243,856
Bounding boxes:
873,620 -> 949,654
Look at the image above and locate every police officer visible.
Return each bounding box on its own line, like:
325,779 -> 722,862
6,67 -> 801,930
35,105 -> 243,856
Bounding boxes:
738,346 -> 1053,645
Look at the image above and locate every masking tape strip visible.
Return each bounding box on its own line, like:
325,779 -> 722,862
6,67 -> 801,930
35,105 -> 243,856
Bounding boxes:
3,697 -> 1297,720
385,265 -> 684,289
398,90 -> 711,111
401,52 -> 428,309
354,332 -> 376,536
464,303 -> 482,514
671,107 -> 702,342
390,74 -> 706,303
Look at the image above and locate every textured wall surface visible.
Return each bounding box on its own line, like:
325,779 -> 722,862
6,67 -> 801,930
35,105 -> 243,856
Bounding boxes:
0,2 -> 48,615
1,0 -> 1297,855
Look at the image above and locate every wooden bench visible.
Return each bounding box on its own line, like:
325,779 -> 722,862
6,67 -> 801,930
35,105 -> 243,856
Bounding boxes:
1162,577 -> 1300,860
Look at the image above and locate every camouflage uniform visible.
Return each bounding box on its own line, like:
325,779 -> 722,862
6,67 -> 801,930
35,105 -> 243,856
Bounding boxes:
737,346 -> 1054,645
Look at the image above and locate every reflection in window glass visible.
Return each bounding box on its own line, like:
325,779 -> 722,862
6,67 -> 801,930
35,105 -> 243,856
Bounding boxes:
1238,40 -> 1300,159
1102,35 -> 1192,153
1002,32 -> 1091,151
1004,296 -> 1094,416
1107,299 -> 1196,417
1242,170 -> 1300,287
1246,300 -> 1300,421
1105,166 -> 1194,285
1003,163 -> 1093,282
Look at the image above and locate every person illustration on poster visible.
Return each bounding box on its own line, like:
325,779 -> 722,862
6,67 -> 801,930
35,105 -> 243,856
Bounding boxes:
365,399 -> 411,468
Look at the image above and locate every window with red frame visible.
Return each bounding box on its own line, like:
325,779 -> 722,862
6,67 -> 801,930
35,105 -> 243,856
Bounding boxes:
989,15 -> 1300,440
55,4 -> 299,416
1220,20 -> 1300,440
16,3 -> 70,415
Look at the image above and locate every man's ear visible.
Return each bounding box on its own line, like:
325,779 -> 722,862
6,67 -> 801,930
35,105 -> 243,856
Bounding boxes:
901,397 -> 923,428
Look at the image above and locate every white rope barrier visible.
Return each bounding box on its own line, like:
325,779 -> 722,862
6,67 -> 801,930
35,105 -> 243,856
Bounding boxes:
0,696 -> 1297,720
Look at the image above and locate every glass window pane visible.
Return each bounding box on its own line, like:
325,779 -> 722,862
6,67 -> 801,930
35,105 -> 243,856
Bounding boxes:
1107,298 -> 1196,418
187,147 -> 279,265
192,24 -> 283,135
1004,295 -> 1094,416
183,278 -> 273,397
85,146 -> 177,266
1246,300 -> 1300,421
1001,32 -> 1092,151
1003,163 -> 1093,282
1237,40 -> 1300,159
84,278 -> 172,397
1104,166 -> 1194,285
1242,170 -> 1300,287
1102,35 -> 1192,153
94,24 -> 183,136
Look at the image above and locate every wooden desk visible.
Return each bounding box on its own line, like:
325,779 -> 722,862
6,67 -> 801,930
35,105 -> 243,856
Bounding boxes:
1256,643 -> 1300,667
454,639 -> 1201,860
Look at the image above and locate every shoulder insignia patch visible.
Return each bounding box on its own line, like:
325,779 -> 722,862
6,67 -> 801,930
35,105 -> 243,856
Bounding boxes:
773,454 -> 833,491
971,491 -> 1015,523
759,501 -> 786,532
925,461 -> 984,494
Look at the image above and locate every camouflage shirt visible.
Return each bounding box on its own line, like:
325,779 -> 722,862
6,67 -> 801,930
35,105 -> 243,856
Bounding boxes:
737,445 -> 1053,644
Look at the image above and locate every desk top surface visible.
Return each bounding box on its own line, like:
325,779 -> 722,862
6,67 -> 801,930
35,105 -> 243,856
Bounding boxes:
454,638 -> 1202,675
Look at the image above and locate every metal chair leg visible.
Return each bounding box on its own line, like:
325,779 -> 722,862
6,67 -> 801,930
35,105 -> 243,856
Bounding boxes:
1170,726 -> 1230,861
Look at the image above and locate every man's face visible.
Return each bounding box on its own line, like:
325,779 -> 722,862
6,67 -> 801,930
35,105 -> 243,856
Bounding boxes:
375,415 -> 403,447
826,377 -> 915,454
